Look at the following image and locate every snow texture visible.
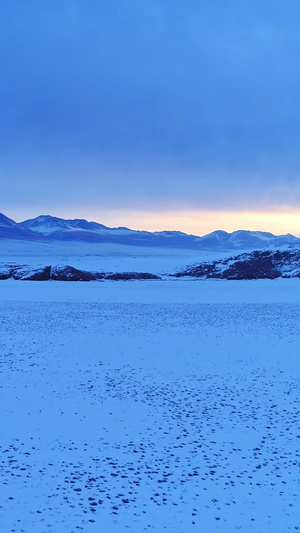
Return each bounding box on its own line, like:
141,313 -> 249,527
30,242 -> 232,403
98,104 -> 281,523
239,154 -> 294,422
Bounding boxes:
1,280 -> 300,532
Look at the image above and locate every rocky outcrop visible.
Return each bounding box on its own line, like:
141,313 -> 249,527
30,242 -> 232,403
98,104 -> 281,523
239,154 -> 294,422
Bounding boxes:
105,272 -> 160,280
0,264 -> 161,281
173,249 -> 300,280
1,249 -> 300,281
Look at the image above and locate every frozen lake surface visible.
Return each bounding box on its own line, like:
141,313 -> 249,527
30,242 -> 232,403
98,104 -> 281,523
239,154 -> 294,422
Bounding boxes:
1,279 -> 300,532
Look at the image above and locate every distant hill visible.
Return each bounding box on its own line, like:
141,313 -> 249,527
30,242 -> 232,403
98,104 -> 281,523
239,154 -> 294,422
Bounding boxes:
0,212 -> 299,250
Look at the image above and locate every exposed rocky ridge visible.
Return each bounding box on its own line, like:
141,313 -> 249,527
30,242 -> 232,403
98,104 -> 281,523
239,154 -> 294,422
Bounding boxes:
173,249 -> 300,280
1,249 -> 300,280
0,264 -> 160,281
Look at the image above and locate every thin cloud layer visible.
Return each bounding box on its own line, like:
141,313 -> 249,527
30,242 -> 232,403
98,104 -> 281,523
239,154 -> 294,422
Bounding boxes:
1,1 -> 300,217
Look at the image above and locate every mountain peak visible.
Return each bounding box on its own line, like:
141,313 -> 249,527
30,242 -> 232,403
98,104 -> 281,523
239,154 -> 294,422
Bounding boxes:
0,213 -> 44,240
0,213 -> 19,227
0,212 -> 299,250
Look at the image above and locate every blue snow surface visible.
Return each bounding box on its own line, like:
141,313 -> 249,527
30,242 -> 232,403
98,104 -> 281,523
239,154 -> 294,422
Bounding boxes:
1,279 -> 300,532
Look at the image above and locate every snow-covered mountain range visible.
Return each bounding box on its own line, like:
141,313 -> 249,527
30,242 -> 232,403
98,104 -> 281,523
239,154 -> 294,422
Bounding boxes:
1,212 -> 299,251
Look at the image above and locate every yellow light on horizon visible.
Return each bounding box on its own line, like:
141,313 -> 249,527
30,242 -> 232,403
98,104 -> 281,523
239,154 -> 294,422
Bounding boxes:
86,209 -> 300,237
15,208 -> 300,237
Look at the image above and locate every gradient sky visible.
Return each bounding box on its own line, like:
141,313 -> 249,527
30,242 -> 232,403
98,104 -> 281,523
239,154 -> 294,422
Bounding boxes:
1,1 -> 300,235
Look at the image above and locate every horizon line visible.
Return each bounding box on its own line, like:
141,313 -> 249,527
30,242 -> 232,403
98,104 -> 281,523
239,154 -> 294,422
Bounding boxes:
2,209 -> 300,238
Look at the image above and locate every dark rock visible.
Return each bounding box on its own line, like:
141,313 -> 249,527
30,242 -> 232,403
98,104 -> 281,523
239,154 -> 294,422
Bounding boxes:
51,266 -> 98,281
173,249 -> 300,280
105,272 -> 160,280
0,269 -> 13,280
19,266 -> 51,281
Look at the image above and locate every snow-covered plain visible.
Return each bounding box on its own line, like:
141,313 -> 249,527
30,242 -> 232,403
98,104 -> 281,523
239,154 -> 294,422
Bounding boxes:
1,276 -> 300,532
0,239 -> 230,276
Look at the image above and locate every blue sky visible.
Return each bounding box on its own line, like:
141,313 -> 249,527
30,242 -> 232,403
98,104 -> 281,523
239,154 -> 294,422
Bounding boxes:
1,1 -> 300,234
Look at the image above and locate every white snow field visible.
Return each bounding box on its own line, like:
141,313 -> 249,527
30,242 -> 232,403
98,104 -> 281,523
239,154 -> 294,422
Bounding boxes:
1,279 -> 300,532
0,239 -> 230,276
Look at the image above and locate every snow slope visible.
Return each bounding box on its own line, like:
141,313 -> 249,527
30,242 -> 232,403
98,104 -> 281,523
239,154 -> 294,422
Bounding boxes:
0,213 -> 43,241
1,240 -> 300,280
1,280 -> 300,532
0,238 -> 227,276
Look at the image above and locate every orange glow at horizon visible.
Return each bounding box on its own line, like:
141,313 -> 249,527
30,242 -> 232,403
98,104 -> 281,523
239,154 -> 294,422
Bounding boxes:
14,208 -> 300,237
74,209 -> 300,237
